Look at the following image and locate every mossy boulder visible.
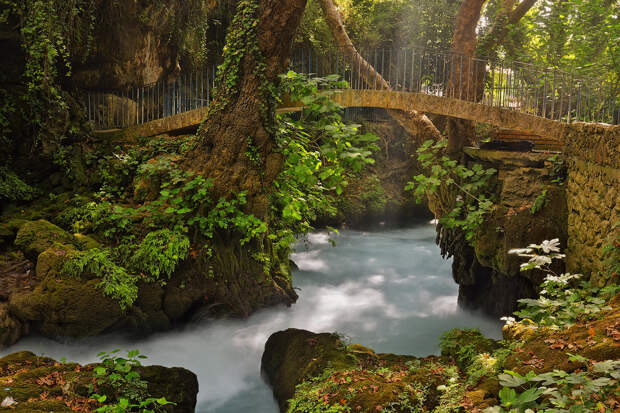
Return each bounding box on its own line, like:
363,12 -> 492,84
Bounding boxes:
34,242 -> 77,280
13,220 -> 75,262
0,303 -> 27,348
73,233 -> 101,250
139,365 -> 199,413
261,329 -> 355,409
262,329 -> 450,412
8,275 -> 122,337
0,351 -> 198,412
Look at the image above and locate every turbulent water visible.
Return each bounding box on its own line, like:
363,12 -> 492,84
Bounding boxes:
1,221 -> 502,412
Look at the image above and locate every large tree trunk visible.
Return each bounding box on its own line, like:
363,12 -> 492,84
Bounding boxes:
317,0 -> 443,143
185,0 -> 307,219
446,0 -> 487,156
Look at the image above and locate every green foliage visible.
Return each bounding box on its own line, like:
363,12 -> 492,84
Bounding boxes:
63,248 -> 138,310
530,189 -> 548,215
439,328 -> 498,370
0,166 -> 37,202
0,0 -> 95,147
546,154 -> 567,185
488,356 -> 620,413
406,139 -> 497,241
509,239 -> 620,328
91,349 -> 175,413
272,71 -> 378,242
297,0 -> 459,51
130,230 -> 190,281
434,365 -> 466,413
480,0 -> 619,82
383,385 -> 429,413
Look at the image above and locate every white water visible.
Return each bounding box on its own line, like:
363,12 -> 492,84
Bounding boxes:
0,222 -> 502,412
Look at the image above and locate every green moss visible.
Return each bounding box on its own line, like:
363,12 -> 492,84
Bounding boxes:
13,219 -> 75,262
34,242 -> 77,280
73,233 -> 101,250
9,276 -> 123,337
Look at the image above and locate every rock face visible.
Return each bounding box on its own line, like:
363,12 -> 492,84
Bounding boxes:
71,1 -> 188,90
0,351 -> 198,412
445,123 -> 619,316
446,149 -> 568,316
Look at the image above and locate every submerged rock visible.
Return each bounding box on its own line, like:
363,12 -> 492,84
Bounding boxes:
0,351 -> 198,412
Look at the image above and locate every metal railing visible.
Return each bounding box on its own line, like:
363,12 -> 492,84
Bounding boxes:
85,47 -> 619,130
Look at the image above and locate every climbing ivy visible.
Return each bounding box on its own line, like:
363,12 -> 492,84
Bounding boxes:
0,0 -> 96,148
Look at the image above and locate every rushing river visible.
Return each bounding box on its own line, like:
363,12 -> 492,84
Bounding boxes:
1,221 -> 502,412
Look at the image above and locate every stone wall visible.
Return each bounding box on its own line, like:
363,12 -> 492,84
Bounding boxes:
563,123 -> 620,284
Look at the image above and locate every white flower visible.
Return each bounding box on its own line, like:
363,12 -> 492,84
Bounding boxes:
500,316 -> 516,325
529,255 -> 552,267
540,238 -> 561,253
1,397 -> 16,407
508,248 -> 533,255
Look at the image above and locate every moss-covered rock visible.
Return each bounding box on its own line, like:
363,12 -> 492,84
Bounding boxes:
139,365 -> 199,413
73,233 -> 101,250
34,242 -> 77,280
0,351 -> 198,412
13,220 -> 75,262
8,275 -> 122,337
262,329 -> 355,408
262,329 -> 452,413
0,303 -> 27,348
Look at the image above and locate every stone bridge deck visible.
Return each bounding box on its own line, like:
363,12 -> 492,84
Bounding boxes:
94,89 -> 567,143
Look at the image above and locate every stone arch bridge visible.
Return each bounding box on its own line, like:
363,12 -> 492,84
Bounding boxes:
86,47 -> 618,142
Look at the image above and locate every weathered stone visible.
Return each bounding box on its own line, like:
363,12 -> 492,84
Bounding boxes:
563,124 -> 620,282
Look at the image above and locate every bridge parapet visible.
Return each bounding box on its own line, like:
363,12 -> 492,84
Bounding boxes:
84,47 -> 619,131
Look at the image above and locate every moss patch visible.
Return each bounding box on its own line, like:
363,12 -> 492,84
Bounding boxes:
13,220 -> 75,262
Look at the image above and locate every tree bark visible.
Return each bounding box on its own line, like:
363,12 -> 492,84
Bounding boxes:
317,0 -> 443,143
446,0 -> 487,156
185,0 -> 307,219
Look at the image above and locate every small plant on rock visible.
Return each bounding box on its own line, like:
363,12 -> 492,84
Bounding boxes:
91,349 -> 175,413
